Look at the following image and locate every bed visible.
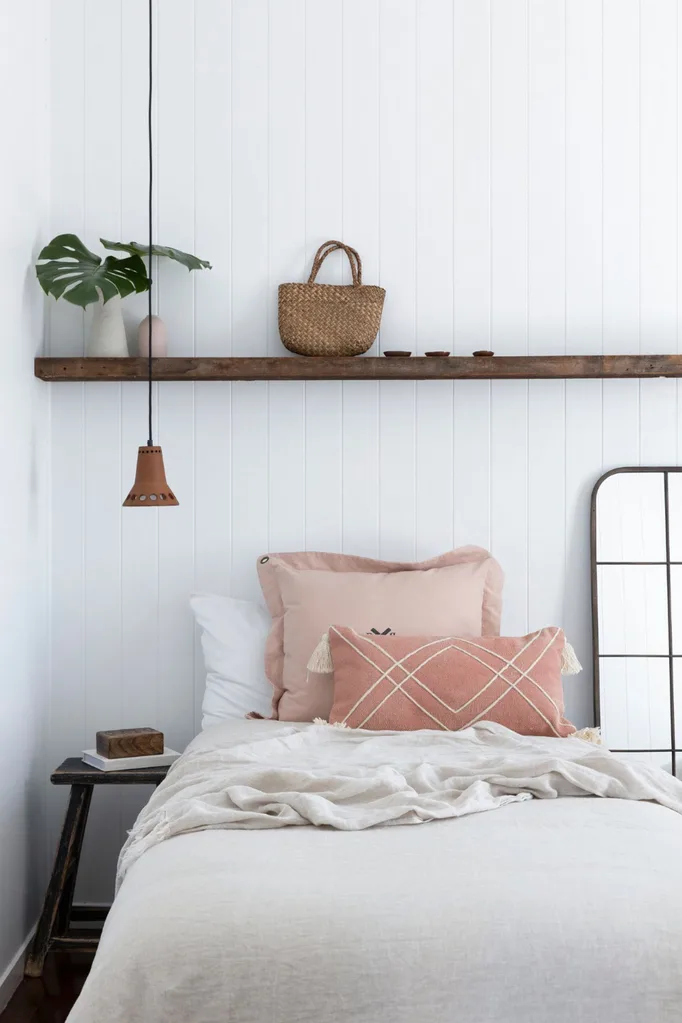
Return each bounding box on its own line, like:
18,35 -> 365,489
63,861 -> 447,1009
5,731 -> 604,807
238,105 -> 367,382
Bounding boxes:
67,716 -> 682,1023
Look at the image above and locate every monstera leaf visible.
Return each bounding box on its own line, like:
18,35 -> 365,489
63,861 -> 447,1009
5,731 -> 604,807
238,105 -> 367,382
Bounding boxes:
36,234 -> 149,308
100,238 -> 212,271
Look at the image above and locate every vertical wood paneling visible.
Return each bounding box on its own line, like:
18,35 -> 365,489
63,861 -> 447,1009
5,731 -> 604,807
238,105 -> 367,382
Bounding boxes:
416,382 -> 454,559
452,382 -> 491,552
120,392 -> 159,723
342,382 -> 380,557
527,381 -> 565,628
379,383 -> 417,561
378,2 -> 417,560
121,0 -> 153,343
639,0 -> 678,465
80,386 -> 123,902
49,386 -> 86,881
379,0 -> 417,352
566,0 -> 602,353
528,0 -> 565,358
603,0 -> 640,357
231,0 -> 268,360
193,3 -> 233,725
603,0 -> 640,468
490,0 -> 529,634
194,0 -> 231,361
193,0 -> 233,670
679,0 -> 682,460
490,381 -> 529,636
47,0 -> 87,894
343,0 -> 380,351
269,0 -> 305,354
490,0 -> 528,356
78,1 -> 124,902
453,0 -> 491,355
158,386 -> 196,753
417,0 -> 454,356
452,0 -> 491,552
45,0 -> 682,901
341,0 -> 381,555
564,380 -> 603,726
414,0 -> 454,559
527,1 -> 565,630
640,0 -> 677,356
155,0 -> 197,756
230,1 -> 270,591
564,0 -> 604,729
304,1 -> 343,550
231,383 -> 269,596
47,0 -> 85,357
157,0 -> 195,357
267,2 -> 306,555
305,382 -> 342,552
269,383 -> 306,552
117,0 -> 164,873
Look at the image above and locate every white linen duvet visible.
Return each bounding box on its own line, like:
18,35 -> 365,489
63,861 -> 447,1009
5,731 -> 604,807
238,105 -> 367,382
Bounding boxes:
68,719 -> 682,1023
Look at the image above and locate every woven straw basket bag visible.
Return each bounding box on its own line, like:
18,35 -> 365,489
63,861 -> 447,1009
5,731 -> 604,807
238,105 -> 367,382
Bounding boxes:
278,240 -> 386,357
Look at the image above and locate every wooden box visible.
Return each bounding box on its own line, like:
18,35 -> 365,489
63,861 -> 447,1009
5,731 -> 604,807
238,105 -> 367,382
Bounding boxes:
95,727 -> 164,760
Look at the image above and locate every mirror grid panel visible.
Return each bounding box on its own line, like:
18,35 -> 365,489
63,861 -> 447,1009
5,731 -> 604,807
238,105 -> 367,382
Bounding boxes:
593,469 -> 681,777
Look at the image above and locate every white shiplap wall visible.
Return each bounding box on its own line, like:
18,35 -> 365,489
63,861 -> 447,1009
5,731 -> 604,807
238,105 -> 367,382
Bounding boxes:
47,0 -> 682,901
0,0 -> 50,996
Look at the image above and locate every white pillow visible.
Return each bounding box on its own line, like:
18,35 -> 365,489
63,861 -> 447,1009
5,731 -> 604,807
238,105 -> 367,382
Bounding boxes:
190,593 -> 273,728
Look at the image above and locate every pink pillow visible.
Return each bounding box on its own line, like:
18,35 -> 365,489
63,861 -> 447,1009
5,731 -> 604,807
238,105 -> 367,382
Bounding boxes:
257,547 -> 504,721
326,625 -> 576,737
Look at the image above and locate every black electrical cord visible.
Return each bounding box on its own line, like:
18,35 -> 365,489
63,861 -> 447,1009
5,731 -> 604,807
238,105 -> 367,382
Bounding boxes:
147,0 -> 154,447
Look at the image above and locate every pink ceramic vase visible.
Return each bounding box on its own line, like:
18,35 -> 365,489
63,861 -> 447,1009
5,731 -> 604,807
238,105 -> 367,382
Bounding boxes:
137,315 -> 168,357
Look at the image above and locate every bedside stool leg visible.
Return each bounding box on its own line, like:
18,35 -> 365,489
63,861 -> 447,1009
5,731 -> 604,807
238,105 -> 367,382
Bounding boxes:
25,784 -> 93,978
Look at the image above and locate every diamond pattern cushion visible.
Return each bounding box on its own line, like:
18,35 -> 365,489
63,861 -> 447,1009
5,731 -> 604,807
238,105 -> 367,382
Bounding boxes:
327,625 -> 576,737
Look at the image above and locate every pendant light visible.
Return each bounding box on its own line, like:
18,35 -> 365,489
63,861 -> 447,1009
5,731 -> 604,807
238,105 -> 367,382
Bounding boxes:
123,0 -> 178,508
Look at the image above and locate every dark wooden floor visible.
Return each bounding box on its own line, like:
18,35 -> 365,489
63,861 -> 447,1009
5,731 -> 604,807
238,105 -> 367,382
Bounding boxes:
0,953 -> 94,1023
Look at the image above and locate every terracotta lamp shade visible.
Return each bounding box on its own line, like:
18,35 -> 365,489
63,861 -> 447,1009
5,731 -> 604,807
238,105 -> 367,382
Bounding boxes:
123,446 -> 178,507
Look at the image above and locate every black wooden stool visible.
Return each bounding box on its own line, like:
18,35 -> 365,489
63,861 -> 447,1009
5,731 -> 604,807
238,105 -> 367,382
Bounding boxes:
25,758 -> 168,978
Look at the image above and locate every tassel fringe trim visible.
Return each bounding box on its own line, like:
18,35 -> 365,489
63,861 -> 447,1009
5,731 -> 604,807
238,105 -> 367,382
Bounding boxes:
560,639 -> 582,676
307,631 -> 334,674
570,726 -> 602,745
307,628 -> 582,679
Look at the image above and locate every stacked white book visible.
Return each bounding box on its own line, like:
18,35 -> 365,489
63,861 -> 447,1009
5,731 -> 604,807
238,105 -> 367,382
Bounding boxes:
82,748 -> 180,771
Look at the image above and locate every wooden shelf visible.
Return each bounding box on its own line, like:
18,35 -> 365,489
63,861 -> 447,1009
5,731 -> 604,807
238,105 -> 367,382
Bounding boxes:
34,355 -> 682,382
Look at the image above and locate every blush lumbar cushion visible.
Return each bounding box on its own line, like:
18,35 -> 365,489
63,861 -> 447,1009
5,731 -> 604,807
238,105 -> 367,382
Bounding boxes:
190,593 -> 274,729
256,547 -> 504,722
325,625 -> 578,736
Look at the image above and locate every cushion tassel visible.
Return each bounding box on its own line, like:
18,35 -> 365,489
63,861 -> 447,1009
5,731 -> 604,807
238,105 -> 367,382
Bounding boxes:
570,726 -> 602,745
306,631 -> 334,674
560,639 -> 582,676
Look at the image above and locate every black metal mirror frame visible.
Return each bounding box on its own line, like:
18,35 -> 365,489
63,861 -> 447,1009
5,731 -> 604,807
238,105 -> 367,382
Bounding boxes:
591,466 -> 680,775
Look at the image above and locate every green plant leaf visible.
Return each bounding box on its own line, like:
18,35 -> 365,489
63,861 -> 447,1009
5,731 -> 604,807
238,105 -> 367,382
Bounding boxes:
36,235 -> 149,308
37,233 -> 102,265
100,238 -> 212,271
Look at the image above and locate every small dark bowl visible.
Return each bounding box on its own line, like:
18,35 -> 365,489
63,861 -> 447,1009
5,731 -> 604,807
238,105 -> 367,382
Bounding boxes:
472,350 -> 494,357
424,351 -> 451,357
383,350 -> 412,357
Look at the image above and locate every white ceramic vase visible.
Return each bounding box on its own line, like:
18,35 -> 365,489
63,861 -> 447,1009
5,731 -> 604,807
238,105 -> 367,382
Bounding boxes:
88,292 -> 129,357
137,315 -> 168,357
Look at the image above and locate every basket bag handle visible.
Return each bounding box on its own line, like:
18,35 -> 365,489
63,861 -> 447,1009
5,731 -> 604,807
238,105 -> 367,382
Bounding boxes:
308,240 -> 363,286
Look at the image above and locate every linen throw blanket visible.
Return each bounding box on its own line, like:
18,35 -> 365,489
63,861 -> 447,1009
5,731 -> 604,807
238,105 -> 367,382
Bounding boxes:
117,721 -> 682,888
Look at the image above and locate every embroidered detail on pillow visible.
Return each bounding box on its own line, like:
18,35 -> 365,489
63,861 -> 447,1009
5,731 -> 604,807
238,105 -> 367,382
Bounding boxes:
327,626 -> 577,737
